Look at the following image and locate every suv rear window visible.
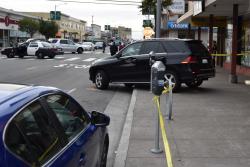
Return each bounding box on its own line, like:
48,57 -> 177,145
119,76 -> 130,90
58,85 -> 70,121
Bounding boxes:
163,41 -> 189,53
185,41 -> 209,56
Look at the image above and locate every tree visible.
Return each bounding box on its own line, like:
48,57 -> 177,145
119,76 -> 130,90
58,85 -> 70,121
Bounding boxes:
19,18 -> 39,38
39,20 -> 59,40
139,0 -> 172,16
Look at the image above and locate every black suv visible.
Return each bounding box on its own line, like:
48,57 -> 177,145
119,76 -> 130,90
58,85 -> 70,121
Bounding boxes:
89,39 -> 215,91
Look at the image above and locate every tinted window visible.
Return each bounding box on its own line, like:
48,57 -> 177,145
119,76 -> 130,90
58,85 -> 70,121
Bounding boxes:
45,94 -> 90,140
5,101 -> 62,166
141,41 -> 165,54
60,40 -> 68,44
163,41 -> 189,53
29,42 -> 38,47
68,40 -> 75,45
122,42 -> 142,57
51,39 -> 58,43
185,41 -> 209,56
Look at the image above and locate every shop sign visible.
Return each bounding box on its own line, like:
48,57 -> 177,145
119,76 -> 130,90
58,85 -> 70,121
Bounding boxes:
168,0 -> 185,15
167,21 -> 189,29
0,16 -> 18,30
191,16 -> 227,27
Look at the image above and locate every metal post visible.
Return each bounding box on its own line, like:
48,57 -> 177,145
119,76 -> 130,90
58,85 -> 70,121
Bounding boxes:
151,97 -> 163,154
168,82 -> 173,120
198,27 -> 201,40
209,14 -> 213,54
156,0 -> 161,38
165,76 -> 173,120
230,4 -> 238,83
54,5 -> 56,20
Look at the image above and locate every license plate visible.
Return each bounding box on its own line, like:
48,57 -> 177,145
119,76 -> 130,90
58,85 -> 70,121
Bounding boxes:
202,59 -> 208,64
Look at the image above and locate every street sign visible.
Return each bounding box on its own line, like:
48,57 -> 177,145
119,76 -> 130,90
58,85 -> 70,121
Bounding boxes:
50,11 -> 61,20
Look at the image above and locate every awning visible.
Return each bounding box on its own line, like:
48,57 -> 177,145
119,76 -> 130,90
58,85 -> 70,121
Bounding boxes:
177,0 -> 250,25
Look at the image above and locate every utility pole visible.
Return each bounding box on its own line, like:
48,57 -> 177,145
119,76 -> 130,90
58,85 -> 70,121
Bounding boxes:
156,0 -> 161,38
92,15 -> 94,43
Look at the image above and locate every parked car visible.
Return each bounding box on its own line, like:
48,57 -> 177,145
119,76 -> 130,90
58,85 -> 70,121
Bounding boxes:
1,38 -> 45,58
27,41 -> 63,59
0,83 -> 109,167
81,42 -> 95,51
95,42 -> 104,49
49,38 -> 84,54
89,38 -> 215,91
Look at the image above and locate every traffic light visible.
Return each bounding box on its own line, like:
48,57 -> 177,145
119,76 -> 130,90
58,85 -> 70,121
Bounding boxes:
105,25 -> 110,30
50,11 -> 61,20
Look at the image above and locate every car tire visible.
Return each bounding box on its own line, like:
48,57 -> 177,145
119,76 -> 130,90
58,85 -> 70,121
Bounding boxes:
18,54 -> 24,58
77,48 -> 83,54
164,71 -> 180,92
7,50 -> 15,58
48,54 -> 55,59
37,52 -> 44,59
100,138 -> 109,167
95,70 -> 109,90
185,80 -> 203,88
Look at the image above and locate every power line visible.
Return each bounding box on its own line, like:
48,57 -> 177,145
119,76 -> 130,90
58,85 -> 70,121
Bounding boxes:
47,0 -> 141,6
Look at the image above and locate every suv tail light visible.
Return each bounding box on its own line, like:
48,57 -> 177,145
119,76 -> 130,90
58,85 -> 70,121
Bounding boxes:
181,55 -> 198,64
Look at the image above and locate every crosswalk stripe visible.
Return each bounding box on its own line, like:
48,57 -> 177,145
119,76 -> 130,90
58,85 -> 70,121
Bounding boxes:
82,58 -> 97,62
64,57 -> 80,61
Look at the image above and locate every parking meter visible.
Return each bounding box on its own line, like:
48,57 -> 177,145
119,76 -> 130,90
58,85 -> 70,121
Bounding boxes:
151,61 -> 166,96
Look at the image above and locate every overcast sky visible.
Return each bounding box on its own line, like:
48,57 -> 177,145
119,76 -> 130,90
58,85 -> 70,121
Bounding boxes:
0,0 -> 146,39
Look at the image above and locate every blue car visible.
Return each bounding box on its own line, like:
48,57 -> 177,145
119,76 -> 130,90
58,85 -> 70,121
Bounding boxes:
0,83 -> 109,167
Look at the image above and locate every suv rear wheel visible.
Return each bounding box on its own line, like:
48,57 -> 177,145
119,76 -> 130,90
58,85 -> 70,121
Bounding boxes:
95,71 -> 109,90
185,80 -> 203,88
164,71 -> 180,92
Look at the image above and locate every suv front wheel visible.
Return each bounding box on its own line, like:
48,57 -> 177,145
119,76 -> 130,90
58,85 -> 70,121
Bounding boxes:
164,71 -> 180,92
95,70 -> 109,90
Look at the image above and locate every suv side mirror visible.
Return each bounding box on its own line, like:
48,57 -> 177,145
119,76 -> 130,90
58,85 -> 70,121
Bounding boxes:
91,111 -> 110,127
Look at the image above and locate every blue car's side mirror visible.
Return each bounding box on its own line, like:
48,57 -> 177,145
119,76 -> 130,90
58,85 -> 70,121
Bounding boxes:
91,111 -> 110,127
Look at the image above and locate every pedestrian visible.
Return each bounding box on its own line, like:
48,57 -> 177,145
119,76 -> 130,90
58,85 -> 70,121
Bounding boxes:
102,42 -> 106,53
110,41 -> 118,56
118,42 -> 124,51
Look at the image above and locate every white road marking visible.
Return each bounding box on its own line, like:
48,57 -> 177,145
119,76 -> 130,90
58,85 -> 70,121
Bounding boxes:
26,66 -> 37,70
67,88 -> 77,94
55,56 -> 64,59
64,57 -> 80,61
53,63 -> 90,69
27,58 -> 36,60
82,58 -> 96,62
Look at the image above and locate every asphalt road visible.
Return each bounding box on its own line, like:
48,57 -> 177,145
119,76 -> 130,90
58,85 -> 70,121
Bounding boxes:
0,50 -> 116,111
0,50 -> 132,167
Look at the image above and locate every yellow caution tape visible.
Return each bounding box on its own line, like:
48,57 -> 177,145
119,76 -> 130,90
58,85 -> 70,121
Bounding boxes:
211,52 -> 250,57
153,86 -> 173,167
38,138 -> 59,162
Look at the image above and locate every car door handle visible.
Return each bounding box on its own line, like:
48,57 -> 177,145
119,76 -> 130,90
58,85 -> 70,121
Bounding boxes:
79,153 -> 86,167
124,58 -> 136,64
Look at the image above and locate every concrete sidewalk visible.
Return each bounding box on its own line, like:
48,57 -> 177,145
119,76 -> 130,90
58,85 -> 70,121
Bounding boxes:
114,68 -> 250,167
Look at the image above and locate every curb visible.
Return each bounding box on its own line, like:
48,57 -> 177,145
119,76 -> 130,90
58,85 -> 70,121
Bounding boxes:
113,89 -> 137,167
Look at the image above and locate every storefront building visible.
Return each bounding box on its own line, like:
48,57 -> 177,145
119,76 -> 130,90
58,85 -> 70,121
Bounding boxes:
23,12 -> 86,42
0,7 -> 39,48
178,0 -> 250,80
